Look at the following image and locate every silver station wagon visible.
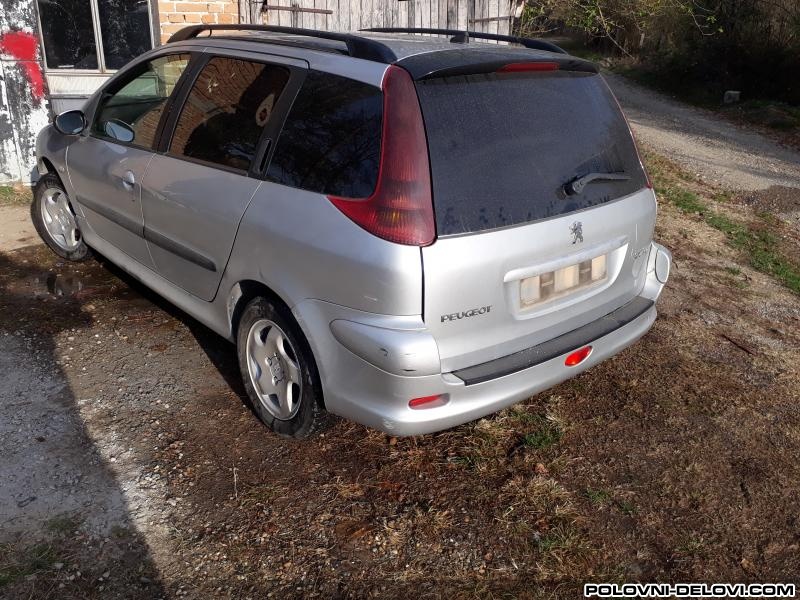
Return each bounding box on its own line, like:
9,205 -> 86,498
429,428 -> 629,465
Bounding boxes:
32,25 -> 671,438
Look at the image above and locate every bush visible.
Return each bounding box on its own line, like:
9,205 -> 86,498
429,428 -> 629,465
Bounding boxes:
518,0 -> 800,105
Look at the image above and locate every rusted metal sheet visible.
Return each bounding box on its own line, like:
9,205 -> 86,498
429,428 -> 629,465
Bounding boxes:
0,0 -> 50,183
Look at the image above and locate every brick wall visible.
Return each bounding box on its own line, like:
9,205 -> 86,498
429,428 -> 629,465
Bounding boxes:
157,1 -> 240,44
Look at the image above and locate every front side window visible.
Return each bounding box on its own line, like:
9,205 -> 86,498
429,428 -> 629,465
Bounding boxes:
169,57 -> 290,172
36,0 -> 153,71
93,54 -> 190,149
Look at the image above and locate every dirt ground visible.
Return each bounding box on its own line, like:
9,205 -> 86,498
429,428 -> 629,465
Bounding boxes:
606,74 -> 800,192
2,94 -> 800,597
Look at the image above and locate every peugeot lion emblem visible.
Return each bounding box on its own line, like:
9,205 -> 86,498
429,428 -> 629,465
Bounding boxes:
570,221 -> 584,244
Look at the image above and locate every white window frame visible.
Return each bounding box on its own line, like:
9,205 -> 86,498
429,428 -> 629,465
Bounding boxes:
36,0 -> 159,74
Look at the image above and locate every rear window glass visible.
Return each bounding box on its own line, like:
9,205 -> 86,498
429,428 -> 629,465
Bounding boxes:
416,72 -> 647,236
266,71 -> 382,198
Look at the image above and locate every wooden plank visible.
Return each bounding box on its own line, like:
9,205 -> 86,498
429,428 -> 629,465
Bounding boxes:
456,0 -> 468,30
263,4 -> 333,14
446,0 -> 457,28
472,15 -> 510,23
498,0 -> 511,35
339,0 -> 350,31
398,0 -> 408,27
418,0 -> 427,28
475,0 -> 486,32
328,0 -> 340,31
488,0 -> 499,37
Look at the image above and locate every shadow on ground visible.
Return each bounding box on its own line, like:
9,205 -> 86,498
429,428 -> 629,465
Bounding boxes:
0,247 -> 166,599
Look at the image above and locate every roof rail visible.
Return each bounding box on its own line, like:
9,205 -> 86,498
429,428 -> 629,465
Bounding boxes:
166,24 -> 398,63
361,27 -> 568,55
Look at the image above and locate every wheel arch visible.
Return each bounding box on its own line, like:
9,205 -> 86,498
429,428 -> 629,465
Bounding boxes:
227,280 -> 295,342
227,279 -> 327,410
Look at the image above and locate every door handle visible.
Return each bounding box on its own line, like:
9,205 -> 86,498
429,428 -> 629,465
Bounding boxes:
121,170 -> 136,191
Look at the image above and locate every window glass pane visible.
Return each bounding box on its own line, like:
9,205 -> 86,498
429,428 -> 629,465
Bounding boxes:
266,71 -> 382,198
37,0 -> 97,69
93,54 -> 190,149
98,0 -> 153,70
416,72 -> 648,235
170,57 -> 290,172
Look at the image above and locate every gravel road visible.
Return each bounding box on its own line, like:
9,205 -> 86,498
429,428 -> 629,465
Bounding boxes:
605,73 -> 800,191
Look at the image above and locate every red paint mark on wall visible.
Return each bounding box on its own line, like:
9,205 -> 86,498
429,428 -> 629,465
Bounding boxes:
0,31 -> 45,102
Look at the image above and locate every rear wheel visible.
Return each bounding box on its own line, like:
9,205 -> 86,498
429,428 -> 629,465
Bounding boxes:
31,174 -> 90,261
236,296 -> 327,438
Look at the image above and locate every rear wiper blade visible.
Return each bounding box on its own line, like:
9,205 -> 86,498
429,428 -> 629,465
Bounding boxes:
564,172 -> 630,196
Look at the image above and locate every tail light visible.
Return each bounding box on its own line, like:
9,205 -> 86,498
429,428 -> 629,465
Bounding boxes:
497,62 -> 559,73
328,65 -> 435,246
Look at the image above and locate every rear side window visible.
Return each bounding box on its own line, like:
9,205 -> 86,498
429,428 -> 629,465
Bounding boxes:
170,57 -> 289,172
266,71 -> 382,198
416,71 -> 648,236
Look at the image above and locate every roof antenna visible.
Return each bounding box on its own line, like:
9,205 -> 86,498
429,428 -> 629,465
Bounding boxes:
449,30 -> 470,44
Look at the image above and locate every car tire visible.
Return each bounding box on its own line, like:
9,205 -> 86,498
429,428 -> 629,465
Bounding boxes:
31,174 -> 91,261
236,296 -> 328,438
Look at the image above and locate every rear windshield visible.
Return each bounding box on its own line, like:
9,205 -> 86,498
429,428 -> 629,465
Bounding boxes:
416,71 -> 647,236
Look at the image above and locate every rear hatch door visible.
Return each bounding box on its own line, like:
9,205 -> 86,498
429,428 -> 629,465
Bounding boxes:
413,62 -> 656,371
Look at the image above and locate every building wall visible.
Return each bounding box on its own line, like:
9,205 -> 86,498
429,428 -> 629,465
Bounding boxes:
157,1 -> 240,44
0,0 -> 49,183
1,0 -> 517,184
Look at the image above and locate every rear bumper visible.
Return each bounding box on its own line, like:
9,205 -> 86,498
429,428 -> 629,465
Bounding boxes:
294,242 -> 670,436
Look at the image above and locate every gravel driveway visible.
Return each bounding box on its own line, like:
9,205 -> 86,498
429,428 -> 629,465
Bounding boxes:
605,73 -> 800,191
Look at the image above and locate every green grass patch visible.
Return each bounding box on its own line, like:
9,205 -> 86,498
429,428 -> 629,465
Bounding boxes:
648,156 -> 800,295
0,543 -> 57,587
45,514 -> 81,534
616,499 -> 636,516
0,185 -> 30,206
522,416 -> 562,450
585,488 -> 611,505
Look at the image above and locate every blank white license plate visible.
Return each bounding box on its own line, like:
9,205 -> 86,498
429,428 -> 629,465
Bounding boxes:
520,254 -> 607,308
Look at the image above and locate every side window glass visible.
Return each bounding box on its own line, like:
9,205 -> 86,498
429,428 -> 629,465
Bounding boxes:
266,70 -> 383,198
169,57 -> 290,172
93,54 -> 190,149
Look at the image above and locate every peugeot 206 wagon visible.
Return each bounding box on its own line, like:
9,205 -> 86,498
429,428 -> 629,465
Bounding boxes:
32,25 -> 671,438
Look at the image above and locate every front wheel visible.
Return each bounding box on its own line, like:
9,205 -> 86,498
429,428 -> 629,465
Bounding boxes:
31,174 -> 90,261
236,296 -> 328,438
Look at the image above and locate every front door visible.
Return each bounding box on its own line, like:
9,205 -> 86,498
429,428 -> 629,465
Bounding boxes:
141,53 -> 303,301
68,53 -> 190,267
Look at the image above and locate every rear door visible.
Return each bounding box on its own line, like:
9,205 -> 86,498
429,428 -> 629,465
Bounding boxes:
68,53 -> 190,267
140,51 -> 306,301
416,68 -> 656,370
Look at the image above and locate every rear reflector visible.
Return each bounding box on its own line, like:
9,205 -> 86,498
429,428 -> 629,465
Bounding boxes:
497,62 -> 560,73
328,65 -> 435,246
409,394 -> 448,409
565,346 -> 593,367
